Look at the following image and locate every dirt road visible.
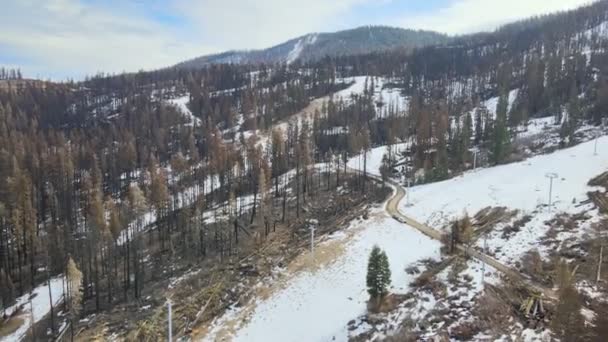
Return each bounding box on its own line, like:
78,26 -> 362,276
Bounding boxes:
369,173 -> 558,299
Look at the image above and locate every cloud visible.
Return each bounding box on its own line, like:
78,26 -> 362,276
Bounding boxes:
173,0 -> 369,50
0,0 -> 596,79
0,0 -> 370,79
395,0 -> 592,34
0,0 -> 213,79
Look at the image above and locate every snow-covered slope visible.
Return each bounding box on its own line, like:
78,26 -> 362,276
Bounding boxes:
204,208 -> 440,342
334,76 -> 409,114
482,89 -> 519,117
167,95 -> 202,126
3,276 -> 65,342
400,136 -> 608,229
347,142 -> 410,177
175,26 -> 448,68
203,130 -> 607,341
286,34 -> 318,64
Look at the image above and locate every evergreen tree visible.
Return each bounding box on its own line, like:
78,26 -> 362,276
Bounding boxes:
379,152 -> 391,186
552,260 -> 585,342
551,284 -> 585,342
567,83 -> 581,144
490,91 -> 511,165
66,256 -> 83,317
474,106 -> 486,145
366,245 -> 391,303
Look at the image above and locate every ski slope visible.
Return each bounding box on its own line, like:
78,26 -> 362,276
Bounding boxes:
400,136 -> 608,229
346,142 -> 410,178
204,210 -> 440,342
204,134 -> 607,342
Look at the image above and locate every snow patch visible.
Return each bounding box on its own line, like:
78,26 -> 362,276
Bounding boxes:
167,95 -> 202,126
2,276 -> 65,342
286,34 -> 318,64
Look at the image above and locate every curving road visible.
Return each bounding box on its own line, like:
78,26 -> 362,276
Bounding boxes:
364,172 -> 557,299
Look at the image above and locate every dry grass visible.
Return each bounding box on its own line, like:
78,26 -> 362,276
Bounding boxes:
588,171 -> 608,189
0,316 -> 25,338
191,205 -> 380,341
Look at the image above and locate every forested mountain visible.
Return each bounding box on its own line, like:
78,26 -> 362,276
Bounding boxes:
2,1 -> 608,340
176,25 -> 449,68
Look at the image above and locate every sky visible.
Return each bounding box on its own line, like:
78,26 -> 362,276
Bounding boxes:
0,0 -> 594,80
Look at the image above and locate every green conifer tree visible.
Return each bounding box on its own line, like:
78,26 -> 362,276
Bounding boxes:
367,246 -> 391,304
490,91 -> 511,164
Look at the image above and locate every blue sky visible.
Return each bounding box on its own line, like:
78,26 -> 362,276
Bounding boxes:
0,0 -> 592,80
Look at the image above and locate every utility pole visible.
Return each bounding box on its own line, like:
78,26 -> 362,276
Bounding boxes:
167,299 -> 172,342
472,148 -> 479,170
545,173 -> 558,211
598,245 -> 603,284
309,220 -> 317,260
473,151 -> 477,170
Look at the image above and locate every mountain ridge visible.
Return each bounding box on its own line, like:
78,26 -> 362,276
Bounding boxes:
175,25 -> 449,68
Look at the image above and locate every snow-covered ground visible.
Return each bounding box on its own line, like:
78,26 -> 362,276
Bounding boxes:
203,207 -> 441,342
400,136 -> 608,228
167,95 -> 202,126
2,276 -> 65,342
200,129 -> 607,341
117,173 -> 219,245
482,89 -> 519,118
347,142 -> 410,177
334,76 -> 409,115
334,76 -> 369,100
516,116 -> 557,139
398,136 -> 608,267
286,34 -> 318,64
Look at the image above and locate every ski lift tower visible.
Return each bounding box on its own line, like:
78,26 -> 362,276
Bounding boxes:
545,172 -> 559,211
469,147 -> 480,170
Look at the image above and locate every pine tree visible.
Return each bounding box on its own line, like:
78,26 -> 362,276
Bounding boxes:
474,106 -> 486,145
567,83 -> 581,145
366,245 -> 391,304
461,113 -> 472,167
490,91 -> 511,165
66,256 -> 83,339
66,256 -> 83,317
550,260 -> 585,341
379,152 -> 391,186
551,284 -> 585,342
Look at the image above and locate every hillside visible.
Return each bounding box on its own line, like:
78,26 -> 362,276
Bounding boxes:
200,133 -> 608,341
175,26 -> 448,68
3,1 -> 608,341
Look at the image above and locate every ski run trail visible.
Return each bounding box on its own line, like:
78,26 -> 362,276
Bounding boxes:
201,135 -> 608,342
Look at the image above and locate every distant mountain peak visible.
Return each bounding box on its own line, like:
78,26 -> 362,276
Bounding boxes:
176,25 -> 449,69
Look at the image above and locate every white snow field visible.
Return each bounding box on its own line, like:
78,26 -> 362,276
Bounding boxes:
334,76 -> 409,114
204,209 -> 441,342
167,95 -> 202,126
346,142 -> 411,178
2,276 -> 65,342
399,136 -> 608,267
400,136 -> 608,229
